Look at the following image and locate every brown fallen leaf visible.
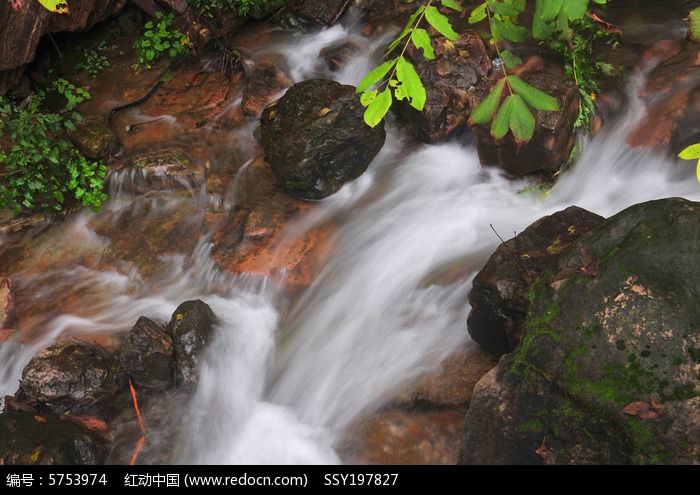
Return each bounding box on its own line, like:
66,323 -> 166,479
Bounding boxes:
33,415 -> 47,423
535,436 -> 548,459
622,398 -> 663,419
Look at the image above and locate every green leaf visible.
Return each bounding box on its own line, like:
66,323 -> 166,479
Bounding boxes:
387,6 -> 426,53
678,143 -> 700,160
508,94 -> 536,142
36,0 -> 69,13
470,78 -> 506,125
507,75 -> 559,111
441,0 -> 462,11
689,7 -> 700,41
491,94 -> 514,139
360,89 -> 378,107
500,50 -> 522,69
411,28 -> 435,59
562,0 -> 588,21
425,6 -> 459,41
532,15 -> 555,40
363,88 -> 392,128
395,57 -> 426,111
493,17 -> 528,43
468,3 -> 488,24
356,59 -> 396,93
535,0 -> 564,22
486,0 -> 520,17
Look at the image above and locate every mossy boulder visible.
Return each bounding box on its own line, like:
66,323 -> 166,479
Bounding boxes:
460,198 -> 700,464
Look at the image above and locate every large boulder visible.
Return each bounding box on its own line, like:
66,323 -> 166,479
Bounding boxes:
460,198 -> 700,464
467,206 -> 605,356
259,78 -> 385,200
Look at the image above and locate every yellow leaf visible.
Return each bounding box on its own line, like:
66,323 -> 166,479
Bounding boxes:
36,0 -> 69,14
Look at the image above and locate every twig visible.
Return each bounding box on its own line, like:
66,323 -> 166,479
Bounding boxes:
47,33 -> 63,59
490,224 -> 535,283
128,378 -> 145,465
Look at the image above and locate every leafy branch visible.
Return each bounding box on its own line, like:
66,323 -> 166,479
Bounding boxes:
357,0 -> 613,144
355,0 -> 461,128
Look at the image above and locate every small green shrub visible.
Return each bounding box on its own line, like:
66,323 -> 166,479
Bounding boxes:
0,79 -> 107,216
187,0 -> 272,19
133,11 -> 190,69
75,40 -> 114,79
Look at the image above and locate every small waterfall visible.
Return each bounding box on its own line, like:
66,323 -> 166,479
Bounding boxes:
1,7 -> 698,465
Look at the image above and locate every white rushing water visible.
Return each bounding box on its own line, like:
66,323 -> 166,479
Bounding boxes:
1,9 -> 698,465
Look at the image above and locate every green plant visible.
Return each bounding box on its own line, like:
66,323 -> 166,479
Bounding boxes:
678,144 -> 700,183
356,0 -> 461,128
357,0 -> 614,143
133,11 -> 191,69
75,40 -> 114,79
187,0 -> 272,19
0,80 -> 107,216
545,12 -> 618,132
689,6 -> 700,41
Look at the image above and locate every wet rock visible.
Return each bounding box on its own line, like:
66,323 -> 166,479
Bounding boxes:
467,206 -> 605,356
241,60 -> 292,118
0,411 -> 106,465
169,300 -> 218,389
627,39 -> 700,154
396,345 -> 499,407
68,116 -> 120,160
472,59 -> 580,176
399,30 -> 491,143
281,0 -> 352,27
259,78 -> 385,200
117,316 -> 173,391
320,40 -> 361,72
460,198 -> 700,464
0,0 -> 127,95
343,408 -> 466,465
88,190 -> 208,277
210,157 -> 336,290
18,341 -> 117,415
0,276 -> 15,337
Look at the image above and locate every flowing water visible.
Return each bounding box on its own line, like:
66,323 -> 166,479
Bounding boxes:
1,7 -> 698,465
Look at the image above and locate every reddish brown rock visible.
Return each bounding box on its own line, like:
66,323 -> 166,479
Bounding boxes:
627,39 -> 700,153
0,277 -> 15,342
210,158 -> 336,290
394,345 -> 498,407
342,408 -> 466,465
